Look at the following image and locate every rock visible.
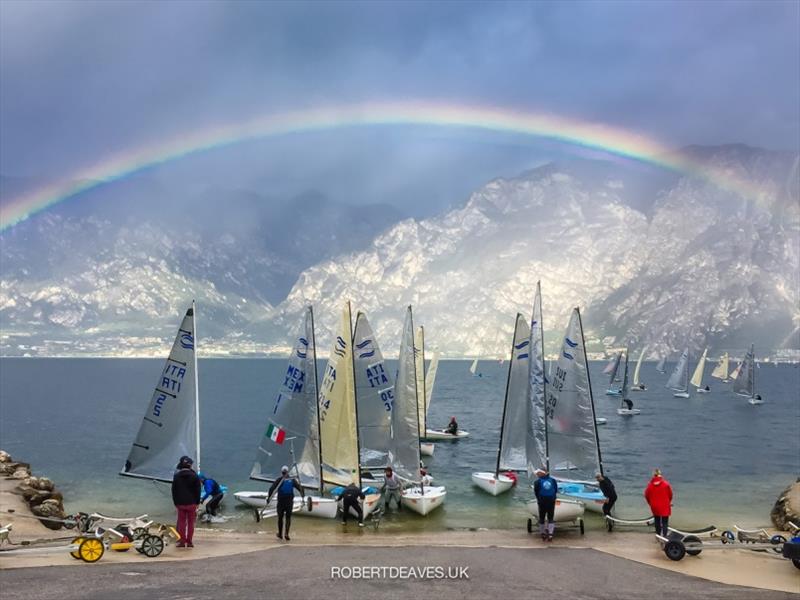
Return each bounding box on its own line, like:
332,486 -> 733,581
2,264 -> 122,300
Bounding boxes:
37,477 -> 54,491
0,461 -> 30,476
771,479 -> 800,531
0,450 -> 10,463
11,468 -> 30,479
31,499 -> 65,530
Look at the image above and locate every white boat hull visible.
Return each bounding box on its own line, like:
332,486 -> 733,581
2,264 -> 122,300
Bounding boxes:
617,408 -> 641,416
631,386 -> 646,392
605,389 -> 621,396
422,428 -> 469,441
696,388 -> 711,394
235,491 -> 339,519
595,418 -> 607,426
338,492 -> 382,519
401,486 -> 446,515
673,391 -> 690,398
420,442 -> 435,457
471,472 -> 514,496
748,398 -> 764,405
526,497 -> 585,522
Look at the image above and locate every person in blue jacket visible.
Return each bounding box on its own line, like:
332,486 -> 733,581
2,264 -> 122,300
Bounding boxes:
198,472 -> 224,519
267,466 -> 304,541
533,467 -> 558,542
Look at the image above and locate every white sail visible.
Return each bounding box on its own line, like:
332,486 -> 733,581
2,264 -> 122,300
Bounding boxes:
424,351 -> 439,415
388,306 -> 422,484
250,307 -> 321,489
547,308 -> 603,482
711,353 -> 729,380
690,347 -> 708,388
602,355 -> 618,375
353,312 -> 393,470
497,313 -> 531,472
526,281 -> 547,477
469,358 -> 479,375
730,360 -> 743,381
414,326 -> 427,433
656,355 -> 667,373
122,303 -> 199,483
319,303 -> 360,487
666,348 -> 689,391
633,345 -> 647,386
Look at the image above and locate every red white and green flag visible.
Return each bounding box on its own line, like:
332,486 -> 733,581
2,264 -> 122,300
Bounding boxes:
266,423 -> 286,445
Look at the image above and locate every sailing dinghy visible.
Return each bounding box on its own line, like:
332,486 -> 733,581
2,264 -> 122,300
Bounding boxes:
235,307 -> 337,519
617,349 -> 640,416
604,351 -> 623,395
734,345 -> 763,405
656,355 -> 667,374
394,307 -> 446,516
121,302 -> 201,484
711,352 -> 730,383
472,313 -> 528,495
667,348 -> 690,398
469,358 -> 481,377
691,347 -> 711,393
631,345 -> 648,391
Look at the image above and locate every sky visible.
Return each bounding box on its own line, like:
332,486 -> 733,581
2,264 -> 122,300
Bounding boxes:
1,0 -> 798,217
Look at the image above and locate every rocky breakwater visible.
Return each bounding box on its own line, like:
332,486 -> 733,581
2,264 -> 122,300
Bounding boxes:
0,450 -> 67,530
771,478 -> 800,531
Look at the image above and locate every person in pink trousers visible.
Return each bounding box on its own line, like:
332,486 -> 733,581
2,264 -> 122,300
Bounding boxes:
171,455 -> 201,547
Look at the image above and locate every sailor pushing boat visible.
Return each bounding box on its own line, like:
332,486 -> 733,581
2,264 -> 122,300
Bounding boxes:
533,467 -> 558,541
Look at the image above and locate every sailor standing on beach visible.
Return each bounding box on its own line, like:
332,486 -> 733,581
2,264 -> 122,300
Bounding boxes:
383,467 -> 402,510
534,467 -> 558,542
171,456 -> 201,548
644,468 -> 673,537
595,473 -> 618,517
266,466 -> 304,541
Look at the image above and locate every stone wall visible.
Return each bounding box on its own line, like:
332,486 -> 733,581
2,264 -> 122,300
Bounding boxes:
0,450 -> 66,530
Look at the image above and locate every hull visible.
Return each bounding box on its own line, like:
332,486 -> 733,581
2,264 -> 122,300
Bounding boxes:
328,486 -> 382,518
748,397 -> 764,405
595,418 -> 607,426
235,491 -> 339,519
696,388 -> 711,394
422,428 -> 469,441
673,391 -> 690,398
471,472 -> 514,496
617,408 -> 641,416
605,389 -> 621,396
559,483 -> 606,514
631,386 -> 646,392
526,497 -> 585,522
401,486 -> 446,515
420,443 -> 435,457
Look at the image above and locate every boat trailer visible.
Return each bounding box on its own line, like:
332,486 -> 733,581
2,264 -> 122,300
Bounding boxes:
656,525 -> 788,562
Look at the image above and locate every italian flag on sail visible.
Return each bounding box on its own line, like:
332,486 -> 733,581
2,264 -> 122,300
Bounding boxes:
266,423 -> 286,445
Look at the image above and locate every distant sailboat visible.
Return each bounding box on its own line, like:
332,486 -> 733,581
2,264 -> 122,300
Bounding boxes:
691,347 -> 711,394
667,348 -> 690,398
656,355 -> 667,374
631,345 -> 648,391
469,358 -> 482,378
617,349 -> 640,416
711,352 -> 730,383
730,360 -> 743,382
604,351 -> 623,395
734,345 -> 763,405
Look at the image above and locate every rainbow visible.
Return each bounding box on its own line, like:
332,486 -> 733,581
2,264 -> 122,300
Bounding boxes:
0,101 -> 765,231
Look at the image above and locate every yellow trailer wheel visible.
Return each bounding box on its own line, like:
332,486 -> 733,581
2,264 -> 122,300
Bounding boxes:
78,538 -> 105,563
70,537 -> 85,560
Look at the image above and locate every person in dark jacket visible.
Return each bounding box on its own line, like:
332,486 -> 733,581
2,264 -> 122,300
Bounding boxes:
337,480 -> 365,526
266,466 -> 304,541
198,472 -> 225,518
445,416 -> 459,435
595,473 -> 618,516
171,455 -> 201,548
533,467 -> 558,541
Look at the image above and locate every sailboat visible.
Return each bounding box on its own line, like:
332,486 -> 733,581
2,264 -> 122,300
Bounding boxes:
656,355 -> 667,374
235,307 -> 337,519
469,358 -> 481,377
394,306 -> 447,516
631,345 -> 648,391
471,313 -> 529,495
526,298 -> 603,520
617,349 -> 640,416
711,352 -> 730,383
734,345 -> 763,405
121,302 -> 201,484
414,327 -> 436,457
318,303 -> 382,518
691,347 -> 711,393
604,351 -> 623,395
729,360 -> 743,382
667,348 -> 690,398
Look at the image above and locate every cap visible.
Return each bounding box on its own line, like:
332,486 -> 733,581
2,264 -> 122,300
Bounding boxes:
281,465 -> 289,473
535,468 -> 547,475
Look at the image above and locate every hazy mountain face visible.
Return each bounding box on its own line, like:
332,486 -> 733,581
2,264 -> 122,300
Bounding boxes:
1,145 -> 798,357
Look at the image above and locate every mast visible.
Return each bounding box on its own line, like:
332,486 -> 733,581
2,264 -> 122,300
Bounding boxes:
538,282 -> 550,471
410,308 -> 423,491
192,300 -> 201,470
347,302 -> 363,489
420,326 -> 427,434
577,308 -> 603,476
620,348 -> 630,409
750,344 -> 756,397
494,314 -> 520,476
310,306 -> 324,494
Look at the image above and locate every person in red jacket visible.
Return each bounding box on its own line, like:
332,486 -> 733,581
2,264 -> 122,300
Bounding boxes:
644,468 -> 673,536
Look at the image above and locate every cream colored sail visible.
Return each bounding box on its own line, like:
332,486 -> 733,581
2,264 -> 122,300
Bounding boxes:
425,351 -> 439,413
633,345 -> 647,386
711,353 -> 729,380
415,326 -> 427,432
690,347 -> 708,388
318,303 -> 359,487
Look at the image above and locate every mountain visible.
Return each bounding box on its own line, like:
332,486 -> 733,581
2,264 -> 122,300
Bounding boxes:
1,144 -> 797,357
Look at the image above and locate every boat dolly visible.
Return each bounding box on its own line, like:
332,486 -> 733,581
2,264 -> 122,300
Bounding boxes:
656,526 -> 787,562
604,515 -> 655,532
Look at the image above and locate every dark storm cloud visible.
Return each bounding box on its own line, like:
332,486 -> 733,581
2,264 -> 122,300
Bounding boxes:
0,0 -> 797,214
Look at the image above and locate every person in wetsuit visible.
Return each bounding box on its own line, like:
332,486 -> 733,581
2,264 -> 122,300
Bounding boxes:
267,465 -> 304,541
337,481 -> 365,526
595,473 -> 618,516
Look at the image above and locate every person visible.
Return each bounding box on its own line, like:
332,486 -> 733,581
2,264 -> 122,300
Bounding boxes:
198,472 -> 224,519
644,468 -> 673,537
595,473 -> 618,517
171,455 -> 201,548
266,466 -> 304,541
533,467 -> 558,541
445,416 -> 459,435
420,468 -> 433,486
704,385 -> 710,391
623,398 -> 634,410
337,480 -> 365,527
383,467 -> 402,511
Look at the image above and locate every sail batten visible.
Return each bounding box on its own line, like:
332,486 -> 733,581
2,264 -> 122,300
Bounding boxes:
496,314 -> 531,473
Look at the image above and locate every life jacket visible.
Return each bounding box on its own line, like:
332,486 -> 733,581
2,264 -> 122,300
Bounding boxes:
278,477 -> 295,496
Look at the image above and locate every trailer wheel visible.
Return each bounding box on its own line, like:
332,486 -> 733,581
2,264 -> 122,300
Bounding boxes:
721,530 -> 734,543
132,527 -> 147,540
70,537 -> 85,560
307,496 -> 313,512
664,540 -> 686,561
579,518 -> 585,536
606,518 -> 613,532
527,518 -> 533,534
770,535 -> 786,553
683,535 -> 702,556
78,538 -> 105,563
793,559 -> 800,570
141,534 -> 164,558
